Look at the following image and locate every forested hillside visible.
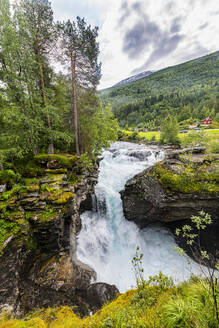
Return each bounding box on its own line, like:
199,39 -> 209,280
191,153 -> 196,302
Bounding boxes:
100,51 -> 219,128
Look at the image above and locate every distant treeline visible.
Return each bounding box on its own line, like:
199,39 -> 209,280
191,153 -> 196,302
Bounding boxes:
100,51 -> 219,129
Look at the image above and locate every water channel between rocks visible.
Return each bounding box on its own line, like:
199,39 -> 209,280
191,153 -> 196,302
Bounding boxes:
77,141 -> 202,292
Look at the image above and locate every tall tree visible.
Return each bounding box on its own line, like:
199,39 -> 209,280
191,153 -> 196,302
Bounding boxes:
18,0 -> 56,154
58,17 -> 101,155
0,0 -> 42,163
78,91 -> 118,155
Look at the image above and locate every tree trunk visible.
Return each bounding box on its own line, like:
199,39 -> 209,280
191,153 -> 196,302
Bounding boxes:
70,49 -> 80,155
35,37 -> 54,154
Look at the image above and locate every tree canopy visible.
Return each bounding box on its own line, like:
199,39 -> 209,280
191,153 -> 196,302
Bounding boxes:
0,0 -> 118,168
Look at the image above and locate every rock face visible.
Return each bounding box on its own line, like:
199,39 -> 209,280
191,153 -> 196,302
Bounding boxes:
121,150 -> 219,258
87,283 -> 119,312
0,156 -> 118,316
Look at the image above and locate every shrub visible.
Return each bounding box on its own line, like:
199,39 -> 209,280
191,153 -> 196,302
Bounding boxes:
0,170 -> 21,185
208,140 -> 219,153
128,130 -> 139,140
181,131 -> 209,147
160,116 -> 180,145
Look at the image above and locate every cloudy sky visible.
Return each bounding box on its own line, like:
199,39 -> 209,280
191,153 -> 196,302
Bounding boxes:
51,0 -> 219,89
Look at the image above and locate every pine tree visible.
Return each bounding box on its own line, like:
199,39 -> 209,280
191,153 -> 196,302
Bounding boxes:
18,0 -> 57,154
58,17 -> 101,155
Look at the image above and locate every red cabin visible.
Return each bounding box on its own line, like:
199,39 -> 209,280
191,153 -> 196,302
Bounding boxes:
201,117 -> 212,125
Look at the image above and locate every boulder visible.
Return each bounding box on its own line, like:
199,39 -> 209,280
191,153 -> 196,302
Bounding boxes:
121,158 -> 219,259
87,283 -> 119,312
0,185 -> 6,193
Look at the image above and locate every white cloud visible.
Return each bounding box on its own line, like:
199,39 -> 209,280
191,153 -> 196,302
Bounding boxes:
11,0 -> 219,89
96,0 -> 219,89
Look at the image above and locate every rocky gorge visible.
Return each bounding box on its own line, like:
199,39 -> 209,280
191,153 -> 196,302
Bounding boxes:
121,147 -> 219,261
0,143 -> 218,318
0,155 -> 118,316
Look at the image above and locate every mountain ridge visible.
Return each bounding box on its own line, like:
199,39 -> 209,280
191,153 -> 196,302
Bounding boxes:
113,70 -> 154,87
100,51 -> 219,128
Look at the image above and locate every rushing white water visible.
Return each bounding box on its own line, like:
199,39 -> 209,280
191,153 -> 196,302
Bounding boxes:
77,141 -> 202,292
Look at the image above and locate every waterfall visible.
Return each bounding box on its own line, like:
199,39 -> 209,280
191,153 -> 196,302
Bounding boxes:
77,141 -> 201,292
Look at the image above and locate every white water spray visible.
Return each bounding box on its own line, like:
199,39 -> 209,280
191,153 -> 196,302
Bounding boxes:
77,142 -> 201,292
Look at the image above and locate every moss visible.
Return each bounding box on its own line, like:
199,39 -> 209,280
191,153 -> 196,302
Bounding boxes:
34,154 -> 78,168
0,219 -> 20,250
23,178 -> 40,192
47,190 -> 63,202
24,178 -> 40,185
25,211 -> 34,220
40,184 -> 56,193
0,170 -> 21,185
53,192 -> 75,204
0,184 -> 24,201
45,174 -> 66,183
45,168 -> 68,174
0,317 -> 46,327
1,210 -> 23,221
36,210 -> 59,222
153,163 -> 219,194
27,185 -> 40,192
17,160 -> 44,177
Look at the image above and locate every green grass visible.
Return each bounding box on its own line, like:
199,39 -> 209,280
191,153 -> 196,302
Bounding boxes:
0,278 -> 218,328
122,129 -> 219,144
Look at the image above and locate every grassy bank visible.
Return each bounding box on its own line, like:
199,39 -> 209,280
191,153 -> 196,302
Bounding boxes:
122,129 -> 219,141
0,276 -> 218,328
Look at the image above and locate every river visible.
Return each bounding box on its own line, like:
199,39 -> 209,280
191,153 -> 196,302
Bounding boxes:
77,141 -> 201,292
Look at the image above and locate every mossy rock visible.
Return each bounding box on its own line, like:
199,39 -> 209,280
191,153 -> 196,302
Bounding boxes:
53,192 -> 75,204
17,160 -> 44,177
45,168 -> 68,174
34,210 -> 60,222
0,219 -> 21,250
34,154 -> 78,168
153,162 -> 219,194
1,210 -> 24,221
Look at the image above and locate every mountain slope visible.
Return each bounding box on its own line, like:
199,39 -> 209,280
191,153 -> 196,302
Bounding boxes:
113,71 -> 154,87
100,51 -> 219,128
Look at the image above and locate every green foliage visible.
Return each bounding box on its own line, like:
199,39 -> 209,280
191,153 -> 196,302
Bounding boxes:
132,246 -> 146,289
208,140 -> 219,153
161,280 -> 218,328
0,170 -> 21,185
160,115 -> 180,145
181,131 -> 209,147
0,1 -> 115,163
153,162 -> 219,194
147,271 -> 174,288
100,51 -> 219,129
17,160 -> 44,177
0,278 -> 218,327
175,212 -> 219,325
78,93 -> 119,156
215,113 -> 219,122
0,219 -> 20,250
34,154 -> 78,168
79,153 -> 93,169
127,130 -> 139,140
0,184 -> 24,201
